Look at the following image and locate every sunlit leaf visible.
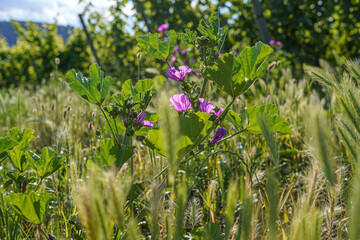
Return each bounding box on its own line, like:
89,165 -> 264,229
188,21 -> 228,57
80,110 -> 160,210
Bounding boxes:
8,148 -> 29,172
245,104 -> 291,135
178,28 -> 197,44
66,63 -> 112,105
144,112 -> 213,158
5,192 -> 52,225
205,42 -> 273,98
137,30 -> 177,61
0,128 -> 35,154
26,147 -> 64,179
93,139 -> 134,171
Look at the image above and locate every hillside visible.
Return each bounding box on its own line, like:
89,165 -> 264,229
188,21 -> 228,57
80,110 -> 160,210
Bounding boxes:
0,20 -> 74,46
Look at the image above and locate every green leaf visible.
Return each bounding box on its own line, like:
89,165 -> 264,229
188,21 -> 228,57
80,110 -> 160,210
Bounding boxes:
177,112 -> 213,158
143,129 -> 166,156
0,138 -> 17,155
137,30 -> 177,61
113,79 -> 155,110
178,28 -> 197,44
7,128 -> 35,151
94,139 -> 135,170
26,147 -> 64,179
197,12 -> 228,52
5,192 -> 52,225
0,128 -> 35,154
225,110 -> 243,131
198,12 -> 220,41
245,104 -> 291,135
144,112 -> 213,158
8,148 -> 29,172
66,63 -> 112,105
205,42 -> 273,98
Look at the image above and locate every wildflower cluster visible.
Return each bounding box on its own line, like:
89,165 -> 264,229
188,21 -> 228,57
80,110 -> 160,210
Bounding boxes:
269,39 -> 283,47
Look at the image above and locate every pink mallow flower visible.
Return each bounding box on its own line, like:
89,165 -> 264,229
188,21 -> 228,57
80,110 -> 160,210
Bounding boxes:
276,41 -> 282,46
269,40 -> 275,46
218,53 -> 222,57
170,94 -> 191,112
157,24 -> 169,32
198,98 -> 224,117
181,50 -> 188,55
170,56 -> 177,62
213,108 -> 224,117
195,72 -> 201,76
122,112 -> 154,127
199,98 -> 214,114
165,66 -> 193,81
211,128 -> 227,143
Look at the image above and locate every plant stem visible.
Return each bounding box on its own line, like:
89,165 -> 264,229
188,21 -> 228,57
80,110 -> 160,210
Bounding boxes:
199,76 -> 208,99
130,138 -> 134,177
137,57 -> 141,81
197,97 -> 236,144
218,128 -> 246,143
99,105 -> 121,147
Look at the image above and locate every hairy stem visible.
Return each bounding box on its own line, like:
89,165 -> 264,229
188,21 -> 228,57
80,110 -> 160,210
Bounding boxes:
99,105 -> 121,148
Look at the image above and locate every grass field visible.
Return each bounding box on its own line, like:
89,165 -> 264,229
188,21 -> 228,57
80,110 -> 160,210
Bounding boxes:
1,19 -> 360,239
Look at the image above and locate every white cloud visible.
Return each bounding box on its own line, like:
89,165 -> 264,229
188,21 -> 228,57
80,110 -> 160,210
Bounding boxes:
0,0 -> 133,27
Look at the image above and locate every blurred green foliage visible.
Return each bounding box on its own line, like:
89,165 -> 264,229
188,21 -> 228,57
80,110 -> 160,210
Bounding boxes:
1,0 -> 359,86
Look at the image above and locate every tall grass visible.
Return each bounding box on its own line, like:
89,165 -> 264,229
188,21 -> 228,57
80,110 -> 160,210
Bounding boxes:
2,58 -> 360,239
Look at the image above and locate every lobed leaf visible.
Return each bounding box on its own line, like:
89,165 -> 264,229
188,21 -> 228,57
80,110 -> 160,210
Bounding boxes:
245,104 -> 291,135
5,192 -> 52,225
93,138 -> 135,171
26,147 -> 64,179
137,30 -> 177,61
178,28 -> 197,44
66,63 -> 112,105
205,42 -> 273,98
144,112 -> 213,159
0,128 -> 35,155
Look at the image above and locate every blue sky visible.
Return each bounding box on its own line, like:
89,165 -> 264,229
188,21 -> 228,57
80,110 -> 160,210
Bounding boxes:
0,0 -> 135,27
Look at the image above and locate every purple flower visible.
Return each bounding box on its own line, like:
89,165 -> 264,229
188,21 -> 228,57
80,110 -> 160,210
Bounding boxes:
276,41 -> 282,46
199,98 -> 215,114
135,112 -> 154,127
195,71 -> 201,76
213,108 -> 224,117
170,94 -> 192,112
142,120 -> 154,127
170,56 -> 176,62
218,53 -> 222,57
172,46 -> 180,54
191,60 -> 195,64
269,40 -> 275,46
211,128 -> 227,143
134,112 -> 146,124
198,98 -> 223,117
157,24 -> 169,32
181,50 -> 188,55
49,233 -> 55,240
234,52 -> 237,56
122,112 -> 154,127
165,66 -> 193,81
